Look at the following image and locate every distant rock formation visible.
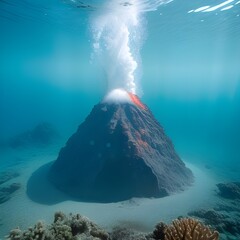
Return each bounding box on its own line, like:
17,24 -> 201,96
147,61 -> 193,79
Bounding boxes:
0,182 -> 21,204
9,122 -> 58,148
49,93 -> 193,202
0,171 -> 20,204
187,182 -> 240,239
0,172 -> 19,185
188,208 -> 240,238
217,182 -> 240,200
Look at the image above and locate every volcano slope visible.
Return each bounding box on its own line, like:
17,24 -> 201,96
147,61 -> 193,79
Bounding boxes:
49,92 -> 194,202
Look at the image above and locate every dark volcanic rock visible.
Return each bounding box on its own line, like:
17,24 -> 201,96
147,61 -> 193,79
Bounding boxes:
188,209 -> 227,225
49,100 -> 193,202
214,203 -> 240,213
152,222 -> 167,240
0,171 -> 19,185
188,208 -> 240,237
0,182 -> 21,194
9,122 -> 58,148
217,182 -> 240,200
0,192 -> 10,204
0,183 -> 21,204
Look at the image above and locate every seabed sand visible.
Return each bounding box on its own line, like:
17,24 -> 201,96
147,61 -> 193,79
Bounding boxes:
0,144 -> 219,239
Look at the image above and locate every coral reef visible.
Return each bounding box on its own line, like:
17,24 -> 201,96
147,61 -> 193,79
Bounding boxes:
6,212 -> 109,240
6,213 -> 219,240
151,218 -> 219,240
9,122 -> 58,148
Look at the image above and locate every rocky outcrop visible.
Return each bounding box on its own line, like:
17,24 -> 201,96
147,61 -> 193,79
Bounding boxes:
0,171 -> 20,204
0,183 -> 21,204
216,182 -> 240,200
9,122 -> 58,148
49,99 -> 193,202
188,209 -> 240,239
0,171 -> 19,185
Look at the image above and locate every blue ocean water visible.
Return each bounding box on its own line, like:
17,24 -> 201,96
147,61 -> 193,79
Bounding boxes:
141,1 -> 240,177
0,0 -> 240,238
1,0 -> 239,175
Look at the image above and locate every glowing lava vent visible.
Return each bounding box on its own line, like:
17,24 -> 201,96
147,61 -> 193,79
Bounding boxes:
128,92 -> 147,110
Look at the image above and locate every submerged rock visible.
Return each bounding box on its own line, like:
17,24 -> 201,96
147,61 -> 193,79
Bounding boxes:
49,94 -> 193,202
110,227 -> 153,240
188,209 -> 227,225
0,182 -> 21,204
0,171 -> 19,185
9,122 -> 58,148
188,208 -> 240,238
216,182 -> 240,200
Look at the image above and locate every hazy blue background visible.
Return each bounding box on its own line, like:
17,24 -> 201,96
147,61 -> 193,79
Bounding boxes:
0,0 -> 239,178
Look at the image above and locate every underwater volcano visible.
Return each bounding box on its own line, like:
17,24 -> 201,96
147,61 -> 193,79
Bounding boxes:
49,89 -> 194,202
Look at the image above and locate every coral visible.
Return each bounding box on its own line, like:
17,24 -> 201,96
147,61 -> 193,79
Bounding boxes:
69,214 -> 88,235
163,218 -> 219,240
89,222 -> 109,240
49,222 -> 72,240
6,222 -> 47,240
54,211 -> 66,223
7,213 -> 219,240
6,212 -> 109,240
21,221 -> 46,240
7,228 -> 22,240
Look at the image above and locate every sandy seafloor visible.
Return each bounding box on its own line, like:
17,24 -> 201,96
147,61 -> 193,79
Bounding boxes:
0,139 -> 232,239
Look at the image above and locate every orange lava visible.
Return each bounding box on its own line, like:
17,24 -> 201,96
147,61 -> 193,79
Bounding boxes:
128,93 -> 147,110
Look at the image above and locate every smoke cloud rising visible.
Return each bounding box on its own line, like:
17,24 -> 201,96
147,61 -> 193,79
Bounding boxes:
91,0 -> 171,95
91,1 -> 141,94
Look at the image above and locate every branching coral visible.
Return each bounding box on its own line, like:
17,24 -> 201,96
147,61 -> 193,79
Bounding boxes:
8,222 -> 47,240
163,218 -> 219,240
6,212 -> 109,240
7,228 -> 22,240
